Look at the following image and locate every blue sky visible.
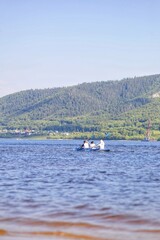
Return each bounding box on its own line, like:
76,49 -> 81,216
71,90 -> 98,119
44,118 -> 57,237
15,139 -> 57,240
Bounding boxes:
1,0 -> 160,97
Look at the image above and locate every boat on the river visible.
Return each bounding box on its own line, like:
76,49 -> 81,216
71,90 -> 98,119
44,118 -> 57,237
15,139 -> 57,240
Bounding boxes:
76,147 -> 110,152
142,120 -> 151,141
142,120 -> 156,141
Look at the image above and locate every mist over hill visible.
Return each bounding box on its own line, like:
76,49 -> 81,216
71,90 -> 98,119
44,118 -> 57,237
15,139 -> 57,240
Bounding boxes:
0,74 -> 160,139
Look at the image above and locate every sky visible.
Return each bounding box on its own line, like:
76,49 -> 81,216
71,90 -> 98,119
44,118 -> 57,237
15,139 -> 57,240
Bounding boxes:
1,0 -> 160,97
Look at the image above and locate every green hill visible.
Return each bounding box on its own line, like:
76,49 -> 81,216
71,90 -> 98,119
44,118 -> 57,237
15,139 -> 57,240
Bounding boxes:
0,74 -> 160,139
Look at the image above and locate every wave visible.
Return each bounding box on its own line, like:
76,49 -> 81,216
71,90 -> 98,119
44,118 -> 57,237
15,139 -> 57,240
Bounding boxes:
0,215 -> 160,240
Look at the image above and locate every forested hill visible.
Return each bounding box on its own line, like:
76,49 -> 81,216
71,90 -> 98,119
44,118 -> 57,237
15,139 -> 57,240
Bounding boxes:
1,74 -> 160,139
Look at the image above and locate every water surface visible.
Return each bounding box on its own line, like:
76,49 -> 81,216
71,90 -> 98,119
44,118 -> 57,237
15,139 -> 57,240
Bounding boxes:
0,139 -> 160,239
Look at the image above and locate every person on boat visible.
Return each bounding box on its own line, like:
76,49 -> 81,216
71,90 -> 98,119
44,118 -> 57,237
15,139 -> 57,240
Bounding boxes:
84,140 -> 89,148
81,140 -> 89,149
90,141 -> 96,148
97,139 -> 105,150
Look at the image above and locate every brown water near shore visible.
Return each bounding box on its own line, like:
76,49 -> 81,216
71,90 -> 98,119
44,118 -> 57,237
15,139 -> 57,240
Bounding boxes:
0,216 -> 160,240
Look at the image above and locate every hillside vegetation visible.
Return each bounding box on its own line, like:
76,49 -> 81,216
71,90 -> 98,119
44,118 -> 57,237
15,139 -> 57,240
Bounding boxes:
0,74 -> 160,140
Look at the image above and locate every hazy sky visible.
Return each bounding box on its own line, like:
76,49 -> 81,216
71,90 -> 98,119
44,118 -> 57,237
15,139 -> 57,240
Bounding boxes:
1,0 -> 160,97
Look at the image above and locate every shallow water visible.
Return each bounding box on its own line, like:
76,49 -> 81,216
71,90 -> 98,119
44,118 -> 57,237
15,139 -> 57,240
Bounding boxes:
0,139 -> 160,240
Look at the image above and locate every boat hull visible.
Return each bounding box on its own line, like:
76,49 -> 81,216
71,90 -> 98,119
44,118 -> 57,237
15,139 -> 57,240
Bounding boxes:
76,147 -> 110,152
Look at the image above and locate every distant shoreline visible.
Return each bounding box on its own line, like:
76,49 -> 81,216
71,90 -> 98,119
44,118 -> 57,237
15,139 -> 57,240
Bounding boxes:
0,137 -> 159,141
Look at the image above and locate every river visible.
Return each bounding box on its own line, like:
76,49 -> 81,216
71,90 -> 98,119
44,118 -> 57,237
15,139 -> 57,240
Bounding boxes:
0,139 -> 160,240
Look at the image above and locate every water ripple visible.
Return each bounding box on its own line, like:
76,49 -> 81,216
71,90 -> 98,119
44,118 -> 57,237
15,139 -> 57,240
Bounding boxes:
0,139 -> 160,239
